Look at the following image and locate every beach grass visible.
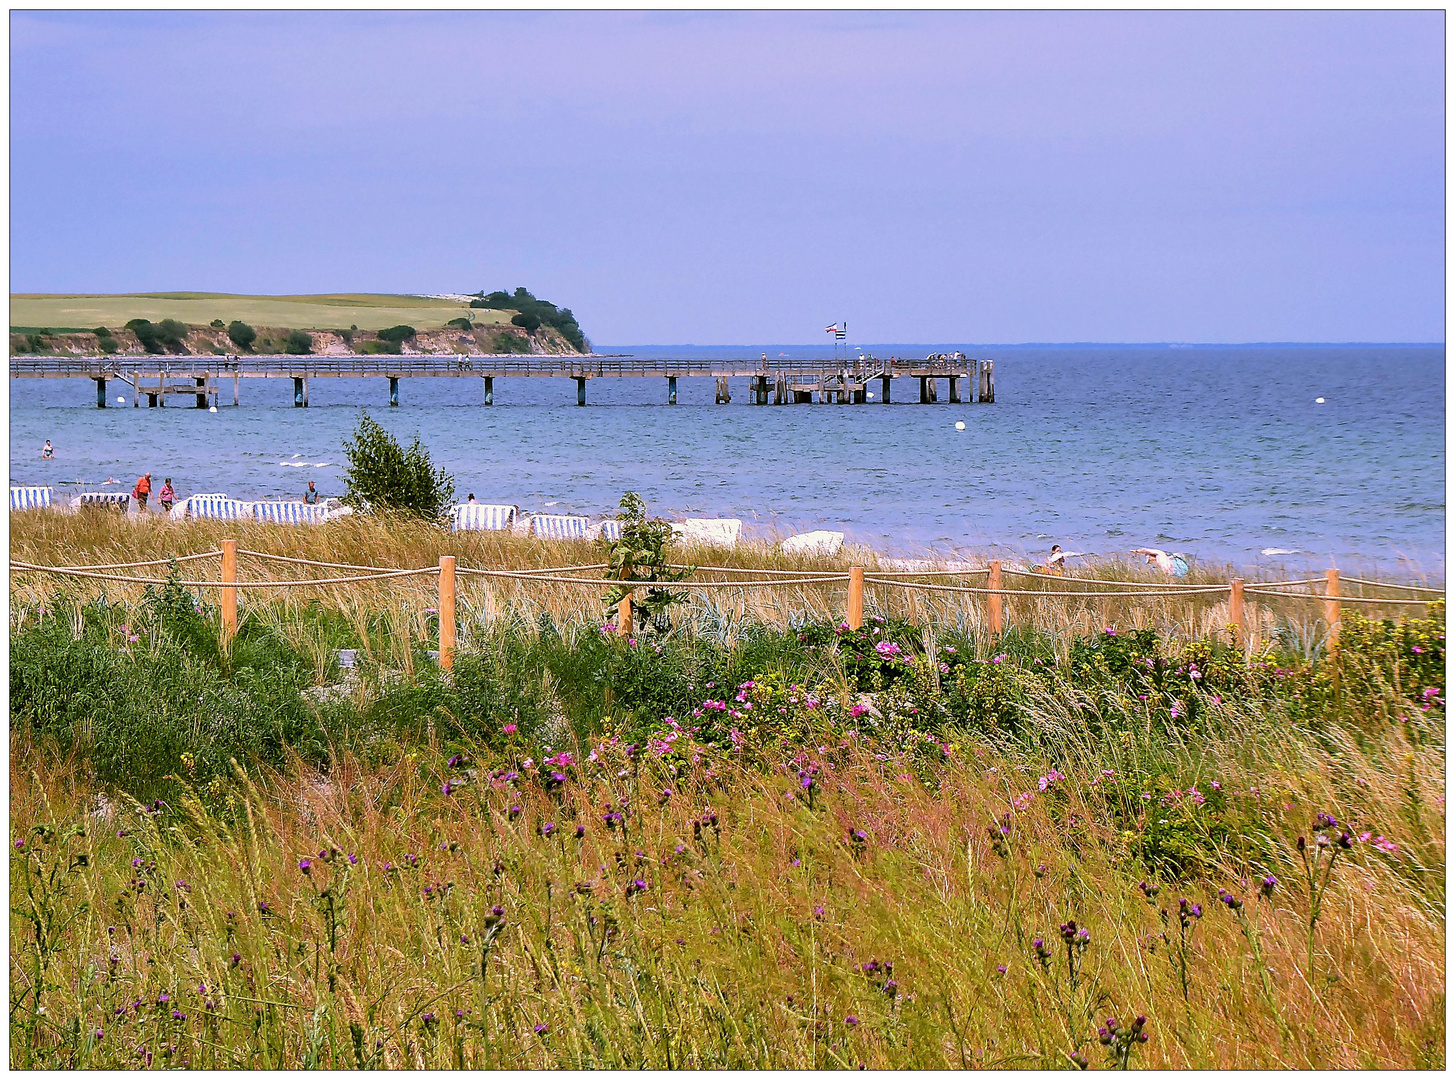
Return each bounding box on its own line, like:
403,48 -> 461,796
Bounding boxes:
9,294 -> 509,334
9,512 -> 1445,1068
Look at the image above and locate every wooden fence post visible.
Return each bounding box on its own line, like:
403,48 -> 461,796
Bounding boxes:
220,539 -> 237,639
439,555 -> 456,672
1325,567 -> 1340,658
847,566 -> 864,630
988,559 -> 1004,636
616,593 -> 633,636
1229,578 -> 1244,646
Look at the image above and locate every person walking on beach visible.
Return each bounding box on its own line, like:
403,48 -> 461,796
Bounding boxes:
41,440 -> 53,459
131,472 -> 152,512
304,480 -> 319,505
159,478 -> 176,514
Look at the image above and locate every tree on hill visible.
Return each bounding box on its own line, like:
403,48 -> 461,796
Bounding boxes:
340,412 -> 455,521
469,287 -> 588,351
227,321 -> 257,350
125,318 -> 189,354
285,330 -> 313,354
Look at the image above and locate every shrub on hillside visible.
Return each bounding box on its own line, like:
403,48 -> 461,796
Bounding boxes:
227,320 -> 257,350
340,411 -> 455,521
285,330 -> 313,354
446,316 -> 473,331
377,325 -> 416,344
210,318 -> 226,329
471,287 -> 588,351
360,339 -> 402,355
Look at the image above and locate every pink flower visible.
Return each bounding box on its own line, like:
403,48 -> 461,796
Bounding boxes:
503,723 -> 518,735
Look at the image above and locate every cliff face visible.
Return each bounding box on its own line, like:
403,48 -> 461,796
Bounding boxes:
10,322 -> 587,358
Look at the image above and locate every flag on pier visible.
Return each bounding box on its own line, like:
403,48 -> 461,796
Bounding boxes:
825,324 -> 839,335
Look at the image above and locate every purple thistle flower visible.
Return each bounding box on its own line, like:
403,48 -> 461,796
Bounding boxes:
995,964 -> 1007,975
447,754 -> 463,768
541,822 -> 557,837
171,1010 -> 185,1022
534,1022 -> 550,1035
441,781 -> 454,796
1259,875 -> 1278,897
845,1015 -> 860,1028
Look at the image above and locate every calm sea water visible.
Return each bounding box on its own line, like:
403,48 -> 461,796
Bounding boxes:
8,344 -> 1445,577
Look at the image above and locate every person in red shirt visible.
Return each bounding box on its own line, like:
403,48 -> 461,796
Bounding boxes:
132,473 -> 152,512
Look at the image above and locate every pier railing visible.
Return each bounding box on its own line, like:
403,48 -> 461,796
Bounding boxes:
12,546 -> 1440,672
9,355 -> 975,378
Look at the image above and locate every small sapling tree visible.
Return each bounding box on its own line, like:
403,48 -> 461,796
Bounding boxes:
600,492 -> 694,634
340,411 -> 455,521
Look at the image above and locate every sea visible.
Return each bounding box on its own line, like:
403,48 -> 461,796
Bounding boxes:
7,344 -> 1446,579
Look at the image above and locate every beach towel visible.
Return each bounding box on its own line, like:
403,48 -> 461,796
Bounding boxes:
9,486 -> 52,511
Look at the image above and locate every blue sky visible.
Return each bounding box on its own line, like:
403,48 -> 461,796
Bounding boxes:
9,11 -> 1444,344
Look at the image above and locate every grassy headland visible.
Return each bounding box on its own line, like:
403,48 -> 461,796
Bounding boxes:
9,513 -> 1446,1068
9,289 -> 588,357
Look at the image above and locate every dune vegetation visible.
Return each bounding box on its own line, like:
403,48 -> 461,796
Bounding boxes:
8,510 -> 1446,1068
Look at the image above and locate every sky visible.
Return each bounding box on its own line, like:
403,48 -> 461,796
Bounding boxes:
8,10 -> 1445,344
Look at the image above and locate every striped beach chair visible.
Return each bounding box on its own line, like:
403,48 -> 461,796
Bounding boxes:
252,501 -> 328,525
73,491 -> 132,512
528,514 -> 591,541
674,518 -> 742,548
450,503 -> 518,532
9,486 -> 53,511
185,494 -> 245,521
595,519 -> 623,543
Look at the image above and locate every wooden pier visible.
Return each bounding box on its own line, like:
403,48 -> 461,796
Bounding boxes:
8,352 -> 994,409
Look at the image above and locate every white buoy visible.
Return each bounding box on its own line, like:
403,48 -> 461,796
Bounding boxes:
116,396 -> 126,403
1315,397 -> 1325,404
955,420 -> 966,431
208,405 -> 218,413
866,391 -> 875,400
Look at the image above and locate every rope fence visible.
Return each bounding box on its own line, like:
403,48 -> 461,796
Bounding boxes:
11,543 -> 1443,672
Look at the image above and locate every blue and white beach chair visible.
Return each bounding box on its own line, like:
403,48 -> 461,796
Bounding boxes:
450,503 -> 518,532
252,501 -> 328,525
595,520 -> 623,543
73,491 -> 131,512
185,494 -> 245,521
9,486 -> 53,511
528,514 -> 591,541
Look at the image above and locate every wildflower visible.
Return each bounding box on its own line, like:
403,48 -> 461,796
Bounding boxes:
1034,863 -> 1047,878
1103,627 -> 1117,636
171,1010 -> 186,1022
533,1023 -> 550,1035
441,781 -> 455,796
1373,835 -> 1400,854
626,878 -> 649,896
258,901 -> 271,914
1259,875 -> 1278,897
995,964 -> 1007,975
845,1015 -> 860,1028
348,853 -> 358,865
422,1012 -> 438,1029
541,822 -> 557,838
403,853 -> 419,867
503,723 -> 518,735
1032,937 -> 1052,967
849,828 -> 868,845
94,1028 -> 104,1042
575,823 -> 586,838
813,905 -> 825,919
157,992 -> 170,1005
298,858 -> 312,874
508,805 -> 522,820
1217,888 -> 1243,910
447,754 -> 463,768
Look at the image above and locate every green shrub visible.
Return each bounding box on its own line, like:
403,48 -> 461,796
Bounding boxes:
511,312 -> 541,333
491,332 -> 532,354
227,320 -> 257,350
340,411 -> 455,520
446,317 -> 473,331
25,333 -> 45,353
210,318 -> 226,329
157,319 -> 189,349
360,339 -> 401,355
285,330 -> 313,354
377,325 -> 416,344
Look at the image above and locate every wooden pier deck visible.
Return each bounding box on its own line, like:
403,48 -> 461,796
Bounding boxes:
8,353 -> 994,408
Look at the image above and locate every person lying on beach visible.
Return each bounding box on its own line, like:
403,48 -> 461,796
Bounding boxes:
1132,547 -> 1175,574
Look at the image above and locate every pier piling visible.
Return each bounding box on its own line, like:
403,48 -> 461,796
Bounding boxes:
293,377 -> 306,408
667,375 -> 678,405
948,375 -> 960,404
389,377 -> 400,407
95,377 -> 106,408
482,376 -> 493,405
881,374 -> 891,403
576,376 -> 587,406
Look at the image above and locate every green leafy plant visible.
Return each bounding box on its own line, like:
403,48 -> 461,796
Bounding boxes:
340,411 -> 455,521
377,325 -> 416,344
285,330 -> 313,354
600,492 -> 693,633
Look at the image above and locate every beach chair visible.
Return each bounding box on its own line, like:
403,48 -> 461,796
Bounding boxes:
528,514 -> 591,541
9,486 -> 53,512
781,530 -> 844,556
450,503 -> 518,532
185,494 -> 245,521
594,520 -> 623,543
252,501 -> 329,525
73,491 -> 132,512
674,519 -> 742,548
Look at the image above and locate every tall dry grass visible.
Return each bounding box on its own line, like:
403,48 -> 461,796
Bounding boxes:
10,695 -> 1444,1069
9,510 -> 1438,658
